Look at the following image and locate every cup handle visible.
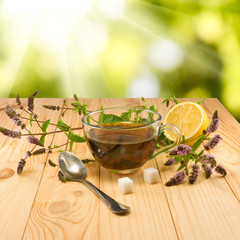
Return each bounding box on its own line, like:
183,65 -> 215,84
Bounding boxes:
151,124 -> 182,158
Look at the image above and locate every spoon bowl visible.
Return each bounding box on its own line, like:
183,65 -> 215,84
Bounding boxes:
58,151 -> 130,215
58,151 -> 87,180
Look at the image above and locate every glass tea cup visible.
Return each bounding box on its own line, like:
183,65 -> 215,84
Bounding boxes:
82,107 -> 181,174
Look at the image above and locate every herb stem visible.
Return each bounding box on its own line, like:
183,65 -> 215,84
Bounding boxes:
49,142 -> 68,150
24,145 -> 37,160
20,116 -> 59,127
22,108 -> 32,116
21,127 -> 83,136
61,107 -> 92,113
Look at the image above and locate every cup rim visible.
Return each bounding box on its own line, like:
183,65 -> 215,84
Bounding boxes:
81,107 -> 162,130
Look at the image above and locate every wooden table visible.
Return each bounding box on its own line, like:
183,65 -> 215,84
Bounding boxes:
0,98 -> 240,240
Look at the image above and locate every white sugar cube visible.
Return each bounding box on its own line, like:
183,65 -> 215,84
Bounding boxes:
118,177 -> 133,194
144,168 -> 159,184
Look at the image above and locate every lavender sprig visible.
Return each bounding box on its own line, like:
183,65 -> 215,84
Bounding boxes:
215,165 -> 227,177
165,172 -> 185,186
28,136 -> 44,147
28,90 -> 38,112
5,105 -> 26,129
169,144 -> 192,156
32,148 -> 46,155
207,111 -> 219,133
16,94 -> 21,106
0,127 -> 21,138
202,165 -> 212,179
42,105 -> 61,111
164,157 -> 175,166
204,134 -> 222,151
189,165 -> 199,184
198,154 -> 216,168
17,159 -> 26,175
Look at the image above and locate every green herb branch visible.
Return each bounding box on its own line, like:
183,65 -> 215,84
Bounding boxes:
162,96 -> 226,186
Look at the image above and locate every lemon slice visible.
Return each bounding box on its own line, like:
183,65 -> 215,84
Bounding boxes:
163,102 -> 209,145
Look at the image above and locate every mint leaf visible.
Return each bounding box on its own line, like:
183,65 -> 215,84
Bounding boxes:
87,116 -> 90,124
73,93 -> 78,101
192,135 -> 206,151
120,110 -> 132,121
81,101 -> 88,115
177,164 -> 185,171
41,119 -> 50,133
99,114 -> 123,124
71,101 -> 81,107
57,119 -> 70,131
141,97 -> 147,108
138,117 -> 148,124
40,134 -> 46,144
30,113 -> 33,127
182,135 -> 185,143
149,104 -> 157,112
65,130 -> 86,143
69,141 -> 74,152
48,159 -> 57,167
173,156 -> 183,163
196,98 -> 206,105
173,95 -> 179,104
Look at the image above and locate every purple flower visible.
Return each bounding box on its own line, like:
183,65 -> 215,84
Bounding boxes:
169,144 -> 192,156
5,105 -> 16,119
165,171 -> 185,186
215,164 -> 227,177
189,164 -> 200,184
33,114 -> 38,119
202,165 -> 212,178
207,111 -> 219,133
5,105 -> 25,129
28,135 -> 44,147
27,90 -> 38,112
164,158 -> 175,166
42,105 -> 60,111
0,127 -> 21,138
204,134 -> 222,151
17,159 -> 26,175
198,154 -> 216,168
32,148 -> 46,155
26,151 -> 32,157
16,94 -> 21,106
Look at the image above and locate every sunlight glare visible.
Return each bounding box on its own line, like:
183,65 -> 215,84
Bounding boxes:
127,69 -> 160,98
148,39 -> 183,71
96,0 -> 125,19
78,21 -> 107,57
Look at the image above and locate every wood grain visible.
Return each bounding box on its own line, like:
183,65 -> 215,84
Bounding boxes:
0,98 -> 62,240
23,98 -> 101,240
99,98 -> 178,240
150,98 -> 240,240
0,98 -> 240,240
202,99 -> 240,201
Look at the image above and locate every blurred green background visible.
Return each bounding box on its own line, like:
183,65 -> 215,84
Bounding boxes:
0,0 -> 240,121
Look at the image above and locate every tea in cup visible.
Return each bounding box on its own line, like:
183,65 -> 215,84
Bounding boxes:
82,108 -> 181,174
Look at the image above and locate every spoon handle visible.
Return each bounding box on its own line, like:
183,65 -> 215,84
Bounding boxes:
79,178 -> 130,214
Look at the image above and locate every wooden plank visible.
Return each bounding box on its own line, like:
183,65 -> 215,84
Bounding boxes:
0,99 -> 20,150
202,98 -> 240,201
99,98 -> 178,240
23,98 -> 101,240
150,98 -> 240,240
0,98 -> 62,240
1,97 -> 240,240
